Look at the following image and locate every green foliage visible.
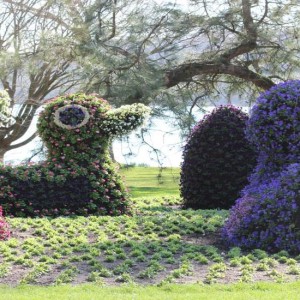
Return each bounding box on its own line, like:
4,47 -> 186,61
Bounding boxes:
180,106 -> 257,209
0,167 -> 300,287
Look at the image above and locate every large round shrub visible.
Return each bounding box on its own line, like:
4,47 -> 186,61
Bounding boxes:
180,105 -> 257,209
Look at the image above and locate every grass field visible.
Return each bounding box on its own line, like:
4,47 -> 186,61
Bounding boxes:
0,167 -> 300,299
120,166 -> 180,198
1,282 -> 300,300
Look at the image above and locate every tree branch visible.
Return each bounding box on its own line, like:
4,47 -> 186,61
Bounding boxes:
2,0 -> 69,29
164,61 -> 275,90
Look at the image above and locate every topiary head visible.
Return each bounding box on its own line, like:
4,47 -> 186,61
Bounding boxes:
246,80 -> 300,160
37,93 -> 151,163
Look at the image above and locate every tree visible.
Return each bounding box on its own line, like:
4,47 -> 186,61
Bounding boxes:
1,0 -> 300,162
78,0 -> 299,104
164,0 -> 299,90
0,0 -> 82,162
59,0 -> 298,145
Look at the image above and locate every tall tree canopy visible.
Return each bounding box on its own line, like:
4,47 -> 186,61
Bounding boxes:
0,0 -> 299,162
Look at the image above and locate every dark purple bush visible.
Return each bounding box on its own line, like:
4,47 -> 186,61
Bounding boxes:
180,105 -> 257,209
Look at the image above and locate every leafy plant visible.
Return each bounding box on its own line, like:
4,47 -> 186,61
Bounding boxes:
204,262 -> 227,284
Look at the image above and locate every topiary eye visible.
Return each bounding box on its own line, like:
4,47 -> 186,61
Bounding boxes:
54,104 -> 90,129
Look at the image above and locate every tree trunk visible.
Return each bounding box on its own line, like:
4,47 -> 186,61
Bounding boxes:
0,148 -> 7,164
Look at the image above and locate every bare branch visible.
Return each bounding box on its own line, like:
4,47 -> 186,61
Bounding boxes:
2,0 -> 69,29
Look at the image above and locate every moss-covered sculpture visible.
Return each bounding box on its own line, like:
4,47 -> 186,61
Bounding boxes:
0,93 -> 150,217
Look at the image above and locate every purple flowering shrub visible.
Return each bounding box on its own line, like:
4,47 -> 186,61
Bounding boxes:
223,164 -> 300,252
223,80 -> 300,253
180,106 -> 256,209
246,80 -> 300,158
222,195 -> 256,243
0,93 -> 150,217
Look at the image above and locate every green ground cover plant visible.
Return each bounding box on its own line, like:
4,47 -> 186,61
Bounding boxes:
0,193 -> 300,287
0,167 -> 300,299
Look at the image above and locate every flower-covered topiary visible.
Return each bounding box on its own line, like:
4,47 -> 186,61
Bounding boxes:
223,80 -> 300,253
0,93 -> 150,217
180,105 -> 257,210
223,164 -> 300,252
246,80 -> 300,158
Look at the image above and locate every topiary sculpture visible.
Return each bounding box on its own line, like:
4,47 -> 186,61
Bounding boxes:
223,164 -> 300,252
223,80 -> 300,253
180,105 -> 257,210
0,93 -> 150,217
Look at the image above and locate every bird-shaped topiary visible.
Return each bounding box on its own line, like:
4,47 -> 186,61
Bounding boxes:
0,93 -> 150,217
180,105 -> 257,210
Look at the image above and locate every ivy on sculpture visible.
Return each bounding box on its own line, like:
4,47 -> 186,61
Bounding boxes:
0,93 -> 150,217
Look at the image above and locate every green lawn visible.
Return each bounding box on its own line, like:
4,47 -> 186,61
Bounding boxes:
1,282 -> 300,300
120,166 -> 180,198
